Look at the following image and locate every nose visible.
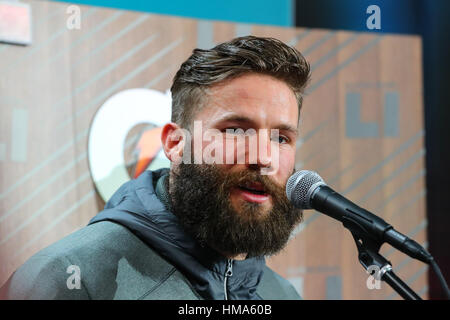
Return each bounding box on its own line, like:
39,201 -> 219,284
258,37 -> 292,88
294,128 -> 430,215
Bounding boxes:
250,129 -> 272,169
232,129 -> 278,174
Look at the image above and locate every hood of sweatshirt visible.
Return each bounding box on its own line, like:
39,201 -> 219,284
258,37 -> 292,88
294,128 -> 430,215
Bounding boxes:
88,168 -> 266,300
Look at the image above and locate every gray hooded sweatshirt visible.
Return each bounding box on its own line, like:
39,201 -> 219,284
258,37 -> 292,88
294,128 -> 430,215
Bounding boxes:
0,169 -> 300,300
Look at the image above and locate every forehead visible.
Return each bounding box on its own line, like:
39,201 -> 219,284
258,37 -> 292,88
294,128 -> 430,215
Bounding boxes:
199,73 -> 299,127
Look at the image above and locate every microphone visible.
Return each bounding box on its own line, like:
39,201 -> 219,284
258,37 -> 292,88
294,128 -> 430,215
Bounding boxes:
286,170 -> 432,264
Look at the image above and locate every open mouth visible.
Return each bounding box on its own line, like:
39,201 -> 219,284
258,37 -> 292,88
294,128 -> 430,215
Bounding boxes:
238,182 -> 268,195
233,182 -> 270,204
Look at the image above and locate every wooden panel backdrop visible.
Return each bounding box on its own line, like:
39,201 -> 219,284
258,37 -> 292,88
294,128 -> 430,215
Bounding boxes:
0,0 -> 426,299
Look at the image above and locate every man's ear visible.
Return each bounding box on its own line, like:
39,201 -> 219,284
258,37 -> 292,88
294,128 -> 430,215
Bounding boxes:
161,122 -> 187,165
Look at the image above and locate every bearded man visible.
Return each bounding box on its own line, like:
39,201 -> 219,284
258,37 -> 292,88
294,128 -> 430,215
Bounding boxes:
0,35 -> 310,300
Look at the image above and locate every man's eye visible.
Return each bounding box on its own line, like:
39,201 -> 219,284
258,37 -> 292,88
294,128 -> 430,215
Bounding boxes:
223,127 -> 245,134
273,135 -> 289,144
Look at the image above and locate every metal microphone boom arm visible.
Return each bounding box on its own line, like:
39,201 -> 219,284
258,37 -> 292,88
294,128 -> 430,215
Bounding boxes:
343,216 -> 421,300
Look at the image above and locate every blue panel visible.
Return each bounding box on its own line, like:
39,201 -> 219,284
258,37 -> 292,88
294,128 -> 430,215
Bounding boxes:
52,0 -> 293,26
384,91 -> 399,137
326,275 -> 342,300
295,0 -> 421,35
346,92 -> 379,138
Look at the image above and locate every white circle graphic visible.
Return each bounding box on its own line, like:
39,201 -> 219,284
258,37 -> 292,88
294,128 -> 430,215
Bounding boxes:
88,88 -> 172,202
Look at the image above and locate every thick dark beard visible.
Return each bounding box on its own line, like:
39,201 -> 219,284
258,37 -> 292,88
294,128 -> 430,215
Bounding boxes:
168,163 -> 303,258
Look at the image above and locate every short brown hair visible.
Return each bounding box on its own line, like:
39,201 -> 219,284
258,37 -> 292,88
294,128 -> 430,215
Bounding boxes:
170,35 -> 311,128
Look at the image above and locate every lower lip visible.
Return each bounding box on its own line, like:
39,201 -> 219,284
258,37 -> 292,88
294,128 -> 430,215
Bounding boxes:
235,188 -> 270,203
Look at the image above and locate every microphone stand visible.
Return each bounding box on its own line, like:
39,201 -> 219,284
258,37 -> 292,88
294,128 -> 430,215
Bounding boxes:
343,218 -> 422,300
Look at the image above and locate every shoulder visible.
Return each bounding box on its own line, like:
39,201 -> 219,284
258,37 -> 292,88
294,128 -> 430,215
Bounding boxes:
0,222 -> 185,299
257,266 -> 302,300
0,244 -> 88,299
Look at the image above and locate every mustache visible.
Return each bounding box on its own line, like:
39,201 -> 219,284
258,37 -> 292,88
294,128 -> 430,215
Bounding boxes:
220,169 -> 285,197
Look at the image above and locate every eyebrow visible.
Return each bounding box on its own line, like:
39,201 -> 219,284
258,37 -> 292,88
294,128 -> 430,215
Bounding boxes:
214,114 -> 299,136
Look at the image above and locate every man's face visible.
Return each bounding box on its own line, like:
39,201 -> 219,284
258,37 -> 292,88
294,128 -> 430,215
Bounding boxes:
193,73 -> 299,214
167,73 -> 303,257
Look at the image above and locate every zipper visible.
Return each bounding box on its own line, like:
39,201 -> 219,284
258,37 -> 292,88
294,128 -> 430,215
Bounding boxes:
223,259 -> 233,300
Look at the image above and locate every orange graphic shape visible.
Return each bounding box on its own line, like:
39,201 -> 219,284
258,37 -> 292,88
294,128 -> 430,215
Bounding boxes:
134,127 -> 163,178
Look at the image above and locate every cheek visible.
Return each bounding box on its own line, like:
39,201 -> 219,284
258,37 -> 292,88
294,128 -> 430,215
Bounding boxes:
275,147 -> 296,181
